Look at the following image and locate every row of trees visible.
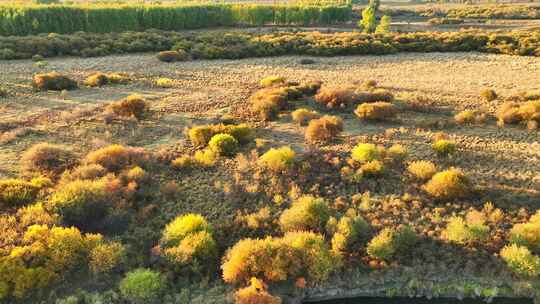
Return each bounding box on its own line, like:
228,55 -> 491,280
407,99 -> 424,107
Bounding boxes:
0,3 -> 352,36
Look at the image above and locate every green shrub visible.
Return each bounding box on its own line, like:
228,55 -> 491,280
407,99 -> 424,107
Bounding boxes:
0,179 -> 40,208
510,211 -> 540,252
305,115 -> 343,144
292,108 -> 319,126
109,94 -> 149,120
161,214 -> 216,267
20,143 -> 77,178
32,72 -> 77,91
423,168 -> 470,200
260,76 -> 286,88
84,144 -> 149,172
354,102 -> 397,121
432,139 -> 456,157
367,228 -> 395,260
500,244 -> 540,277
351,143 -> 381,163
222,231 -> 336,284
279,195 -> 330,232
331,215 -> 369,254
119,269 -> 165,304
208,134 -> 238,156
407,160 -> 436,180
46,179 -> 109,229
258,146 -> 296,172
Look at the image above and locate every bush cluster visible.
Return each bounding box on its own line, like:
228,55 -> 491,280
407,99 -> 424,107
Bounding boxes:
188,123 -> 252,147
331,215 -> 370,254
351,143 -> 382,163
222,231 -> 337,284
32,72 -> 77,91
454,109 -> 487,125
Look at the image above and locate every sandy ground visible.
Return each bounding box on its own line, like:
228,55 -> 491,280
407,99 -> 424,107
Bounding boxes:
0,51 -> 538,205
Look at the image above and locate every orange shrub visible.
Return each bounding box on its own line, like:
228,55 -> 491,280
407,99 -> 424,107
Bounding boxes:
20,143 -> 77,178
84,144 -> 149,172
305,115 -> 343,144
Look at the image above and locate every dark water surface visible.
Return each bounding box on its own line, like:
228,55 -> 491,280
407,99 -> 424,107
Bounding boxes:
310,297 -> 533,304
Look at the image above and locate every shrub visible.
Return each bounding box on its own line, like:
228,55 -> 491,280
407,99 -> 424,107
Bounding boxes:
299,58 -> 315,65
109,94 -> 149,120
20,143 -> 77,178
305,115 -> 343,144
360,160 -> 384,177
119,269 -> 165,304
362,80 -> 377,89
107,73 -> 130,84
84,72 -> 109,87
171,155 -> 198,171
291,108 -> 319,126
500,244 -> 540,277
497,101 -> 540,126
162,214 -> 213,247
387,144 -> 408,162
194,149 -> 218,167
423,168 -> 470,200
331,215 -> 369,254
84,144 -> 149,172
0,179 -> 40,208
354,102 -> 397,121
367,228 -> 395,260
376,15 -> 392,33
46,179 -> 109,229
443,213 -> 488,244
188,124 -> 253,147
250,87 -> 292,121
222,231 -> 336,284
296,80 -> 323,95
260,76 -> 286,88
315,87 -> 356,109
208,134 -> 239,156
351,143 -> 381,163
235,278 -> 282,304
454,110 -> 487,125
432,139 -> 456,157
279,195 -> 330,232
157,50 -> 190,62
480,89 -> 497,101
258,146 -> 296,172
32,72 -> 77,91
156,78 -> 174,88
89,241 -> 125,274
510,211 -> 540,252
407,160 -> 436,180
162,230 -> 217,267
0,86 -> 8,97
355,89 -> 394,103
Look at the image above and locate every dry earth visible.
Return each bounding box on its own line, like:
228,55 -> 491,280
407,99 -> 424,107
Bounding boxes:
0,51 -> 538,205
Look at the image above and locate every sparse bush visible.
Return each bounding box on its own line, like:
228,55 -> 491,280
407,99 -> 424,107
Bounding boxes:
84,72 -> 109,87
157,50 -> 189,62
260,76 -> 286,88
89,241 -> 125,274
351,143 -> 381,163
305,115 -> 343,144
0,179 -> 40,208
222,231 -> 336,284
279,195 -> 330,232
360,160 -> 384,177
432,139 -> 456,157
510,211 -> 540,252
235,278 -> 282,304
387,144 -> 408,163
315,87 -> 356,109
423,168 -> 470,200
119,269 -> 165,304
407,160 -> 436,180
355,89 -> 394,103
292,108 -> 319,126
109,94 -> 149,120
84,144 -> 149,172
354,102 -> 397,121
32,72 -> 77,91
161,214 -> 216,267
500,244 -> 540,277
481,89 -> 497,101
208,134 -> 239,156
20,143 -> 77,178
258,147 -> 296,172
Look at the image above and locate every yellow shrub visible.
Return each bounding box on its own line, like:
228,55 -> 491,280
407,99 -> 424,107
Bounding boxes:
423,168 -> 470,200
109,94 -> 149,120
500,244 -> 540,277
84,144 -> 149,172
260,76 -> 286,88
354,102 -> 397,121
407,160 -> 436,180
279,195 -> 330,232
432,139 -> 456,157
0,179 -> 40,208
510,211 -> 540,252
258,147 -> 296,172
32,72 -> 77,91
155,78 -> 174,88
351,143 -> 381,163
89,241 -> 125,274
291,108 -> 319,126
235,278 -> 282,304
